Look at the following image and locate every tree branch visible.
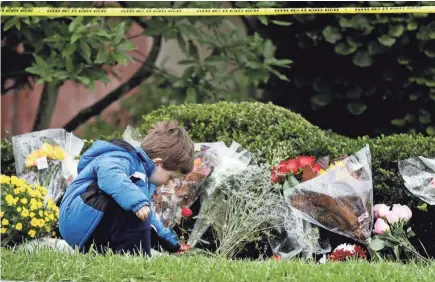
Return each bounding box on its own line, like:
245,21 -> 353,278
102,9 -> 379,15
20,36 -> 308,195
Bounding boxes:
63,36 -> 162,131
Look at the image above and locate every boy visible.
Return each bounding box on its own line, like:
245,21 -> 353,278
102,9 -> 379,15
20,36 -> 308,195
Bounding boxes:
59,121 -> 194,256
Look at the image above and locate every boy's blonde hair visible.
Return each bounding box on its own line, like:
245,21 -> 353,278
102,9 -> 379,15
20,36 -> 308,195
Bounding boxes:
141,120 -> 194,174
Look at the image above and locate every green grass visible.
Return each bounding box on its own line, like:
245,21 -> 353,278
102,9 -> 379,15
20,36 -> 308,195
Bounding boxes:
1,248 -> 435,282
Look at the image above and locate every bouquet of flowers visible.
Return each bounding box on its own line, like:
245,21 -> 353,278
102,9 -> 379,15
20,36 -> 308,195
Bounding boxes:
369,203 -> 427,261
285,145 -> 374,243
1,175 -> 59,246
12,129 -> 84,204
268,155 -> 332,259
398,156 -> 435,205
327,243 -> 367,261
152,144 -> 213,228
187,141 -> 253,249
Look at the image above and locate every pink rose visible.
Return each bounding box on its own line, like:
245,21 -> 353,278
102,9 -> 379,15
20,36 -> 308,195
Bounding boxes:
373,218 -> 390,235
392,204 -> 412,222
385,210 -> 400,224
373,204 -> 390,219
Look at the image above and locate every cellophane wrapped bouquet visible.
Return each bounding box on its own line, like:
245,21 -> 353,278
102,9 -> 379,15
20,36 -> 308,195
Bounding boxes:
398,156 -> 435,205
285,145 -> 374,244
11,129 -> 84,204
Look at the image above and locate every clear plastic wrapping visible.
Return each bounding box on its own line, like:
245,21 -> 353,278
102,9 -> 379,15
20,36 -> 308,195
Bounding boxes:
399,156 -> 435,205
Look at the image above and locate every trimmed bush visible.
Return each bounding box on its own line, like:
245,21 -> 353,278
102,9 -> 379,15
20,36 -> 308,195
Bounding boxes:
139,102 -> 435,207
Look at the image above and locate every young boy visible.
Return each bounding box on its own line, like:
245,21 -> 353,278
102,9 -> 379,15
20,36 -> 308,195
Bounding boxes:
59,121 -> 194,256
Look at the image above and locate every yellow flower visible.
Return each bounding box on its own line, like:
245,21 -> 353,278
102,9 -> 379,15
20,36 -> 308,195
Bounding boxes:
30,212 -> 35,218
20,198 -> 28,205
51,231 -> 56,237
5,194 -> 14,205
30,198 -> 37,205
40,187 -> 48,196
39,210 -> 44,217
47,198 -> 54,207
319,169 -> 326,175
13,188 -> 20,195
11,176 -> 19,185
42,143 -> 57,160
38,219 -> 45,227
49,214 -> 55,220
30,218 -> 39,227
44,211 -> 49,217
25,149 -> 48,167
14,197 -> 19,205
15,223 -> 23,231
1,227 -> 6,234
30,205 -> 38,211
28,229 -> 36,238
0,212 -> 4,218
21,209 -> 30,217
53,146 -> 66,160
11,177 -> 26,187
37,201 -> 43,208
2,218 -> 9,225
0,175 -> 11,184
17,207 -> 22,213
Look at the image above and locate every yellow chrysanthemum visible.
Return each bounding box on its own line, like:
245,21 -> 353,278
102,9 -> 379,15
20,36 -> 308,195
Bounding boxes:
37,201 -> 43,208
0,212 -> 4,218
15,223 -> 23,231
30,212 -> 35,218
30,218 -> 39,227
20,198 -> 28,205
44,211 -> 49,217
39,211 -> 44,217
21,209 -> 29,217
0,175 -> 11,184
45,226 -> 51,232
14,197 -> 19,205
30,198 -> 37,205
2,218 -> 9,225
11,177 -> 26,187
48,214 -> 55,220
30,205 -> 38,211
28,229 -> 36,238
45,217 -> 50,222
13,188 -> 20,195
1,227 -> 6,234
5,194 -> 14,205
38,219 -> 45,227
318,169 -> 326,175
17,207 -> 22,213
52,231 -> 56,237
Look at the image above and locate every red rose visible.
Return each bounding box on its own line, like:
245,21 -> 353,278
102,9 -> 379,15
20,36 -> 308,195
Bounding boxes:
287,159 -> 299,174
296,156 -> 316,169
181,206 -> 193,218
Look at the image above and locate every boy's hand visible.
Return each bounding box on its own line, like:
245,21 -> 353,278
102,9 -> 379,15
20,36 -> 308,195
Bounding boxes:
136,206 -> 150,221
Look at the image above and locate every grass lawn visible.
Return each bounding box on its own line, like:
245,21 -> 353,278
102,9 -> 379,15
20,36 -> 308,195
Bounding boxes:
1,248 -> 435,282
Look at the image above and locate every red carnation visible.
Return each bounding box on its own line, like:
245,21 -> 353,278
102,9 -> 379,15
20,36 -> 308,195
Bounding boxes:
312,162 -> 322,173
271,167 -> 280,184
181,206 -> 193,218
296,156 -> 316,169
279,159 -> 299,174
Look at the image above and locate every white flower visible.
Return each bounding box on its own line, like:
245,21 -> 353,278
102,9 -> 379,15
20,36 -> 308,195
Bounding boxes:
333,243 -> 356,253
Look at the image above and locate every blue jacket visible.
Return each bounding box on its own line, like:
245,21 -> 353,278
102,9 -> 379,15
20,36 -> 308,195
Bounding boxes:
59,139 -> 179,250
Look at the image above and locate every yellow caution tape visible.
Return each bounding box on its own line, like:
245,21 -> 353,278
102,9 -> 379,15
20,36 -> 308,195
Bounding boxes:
1,6 -> 434,17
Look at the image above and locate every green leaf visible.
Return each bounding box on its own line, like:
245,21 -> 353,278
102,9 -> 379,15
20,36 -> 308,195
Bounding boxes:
178,59 -> 196,65
391,119 -> 407,127
287,175 -> 300,188
263,40 -> 275,59
33,54 -> 48,68
397,56 -> 411,65
79,41 -> 92,58
352,51 -> 373,68
68,16 -> 83,33
63,43 -> 77,58
427,126 -> 435,136
25,66 -> 43,75
163,28 -> 178,39
322,26 -> 342,44
334,42 -> 357,55
94,51 -> 110,64
185,87 -> 197,103
407,21 -> 418,31
378,35 -> 396,47
113,52 -> 128,65
188,41 -> 199,61
346,86 -> 362,99
369,238 -> 386,251
311,94 -> 332,107
117,41 -> 136,51
270,69 -> 289,82
347,101 -> 367,115
271,20 -> 292,26
71,33 -> 81,43
258,15 -> 268,26
3,18 -> 17,31
419,114 -> 431,124
417,202 -> 428,212
114,22 -> 126,44
409,94 -> 419,101
368,40 -> 385,55
424,50 -> 435,58
388,24 -> 405,37
66,56 -> 74,73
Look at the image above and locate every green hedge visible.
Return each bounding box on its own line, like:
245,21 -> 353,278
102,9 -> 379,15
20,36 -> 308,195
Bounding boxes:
139,102 -> 435,207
